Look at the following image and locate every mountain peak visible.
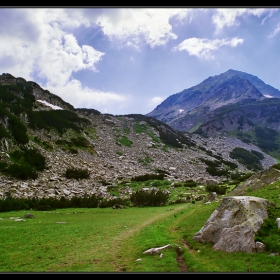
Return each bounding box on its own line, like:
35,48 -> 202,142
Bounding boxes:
146,69 -> 273,123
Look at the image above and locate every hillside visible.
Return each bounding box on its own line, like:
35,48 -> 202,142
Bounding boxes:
146,69 -> 272,124
146,69 -> 280,159
0,72 -> 277,200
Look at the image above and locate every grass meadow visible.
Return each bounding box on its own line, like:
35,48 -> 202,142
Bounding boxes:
1,188 -> 280,273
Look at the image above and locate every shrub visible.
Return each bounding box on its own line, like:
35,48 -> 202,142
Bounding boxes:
131,173 -> 165,182
205,185 -> 227,195
9,148 -> 46,171
0,124 -> 9,139
183,180 -> 198,188
0,161 -> 8,170
22,148 -> 46,171
69,148 -> 78,154
71,136 -> 90,147
230,172 -> 253,182
229,147 -> 262,171
65,168 -> 90,179
255,205 -> 280,252
99,197 -> 130,208
271,163 -> 280,170
8,115 -> 29,144
37,205 -> 54,211
5,163 -> 38,180
0,150 -> 44,179
27,110 -> 89,135
130,189 -> 169,206
206,166 -> 229,177
251,150 -> 264,160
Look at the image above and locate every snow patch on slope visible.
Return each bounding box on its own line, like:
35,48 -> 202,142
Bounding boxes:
37,100 -> 63,110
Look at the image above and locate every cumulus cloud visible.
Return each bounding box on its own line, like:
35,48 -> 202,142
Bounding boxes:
93,8 -> 191,49
0,7 -> 279,116
47,79 -> 130,114
0,8 -> 104,87
147,96 -> 164,109
0,8 -> 192,115
173,37 -> 244,60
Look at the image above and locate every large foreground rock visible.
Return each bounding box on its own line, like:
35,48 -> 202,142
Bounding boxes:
192,196 -> 274,253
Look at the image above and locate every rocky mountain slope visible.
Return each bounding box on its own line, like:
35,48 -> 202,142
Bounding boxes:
0,73 -> 277,200
146,69 -> 280,159
146,69 -> 274,125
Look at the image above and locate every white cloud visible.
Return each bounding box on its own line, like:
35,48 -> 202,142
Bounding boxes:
37,31 -> 104,87
0,9 -> 104,88
173,37 -> 244,60
268,21 -> 280,38
148,96 -> 164,109
212,8 -> 279,31
212,8 -> 249,31
94,8 -> 191,49
46,79 -> 130,114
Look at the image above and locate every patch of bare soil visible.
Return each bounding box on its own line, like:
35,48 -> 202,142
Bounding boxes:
176,254 -> 187,272
175,240 -> 194,272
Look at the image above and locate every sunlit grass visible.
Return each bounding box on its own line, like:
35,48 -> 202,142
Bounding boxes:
1,186 -> 280,273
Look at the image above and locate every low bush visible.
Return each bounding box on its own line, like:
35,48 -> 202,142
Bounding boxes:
183,180 -> 198,188
130,189 -> 169,206
0,194 -> 131,212
10,148 -> 46,170
205,185 -> 227,195
229,147 -> 262,171
5,163 -> 38,180
71,136 -> 90,147
255,205 -> 280,253
65,168 -> 90,179
131,173 -> 165,182
272,163 -> 280,170
230,172 -> 253,182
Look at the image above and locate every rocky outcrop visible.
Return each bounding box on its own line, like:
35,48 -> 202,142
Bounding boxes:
229,165 -> 280,196
192,196 -> 274,253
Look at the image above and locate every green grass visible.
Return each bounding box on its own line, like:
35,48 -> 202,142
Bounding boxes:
1,191 -> 280,272
133,122 -> 147,134
0,204 -> 192,272
116,135 -> 133,147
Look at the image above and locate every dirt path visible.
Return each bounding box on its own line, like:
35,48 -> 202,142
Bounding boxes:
110,204 -> 196,272
168,208 -> 197,272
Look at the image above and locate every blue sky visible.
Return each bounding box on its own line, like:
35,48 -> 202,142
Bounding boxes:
0,7 -> 280,115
